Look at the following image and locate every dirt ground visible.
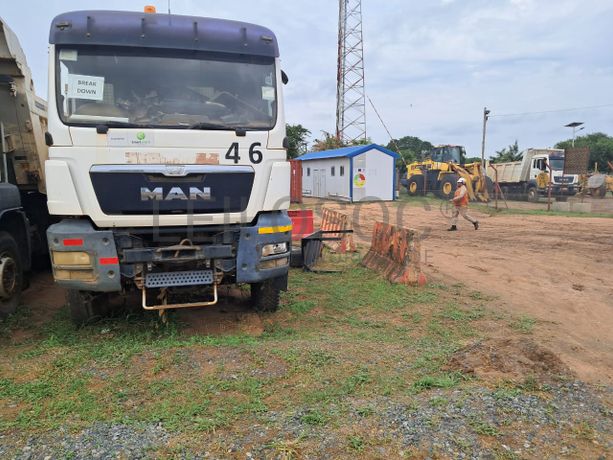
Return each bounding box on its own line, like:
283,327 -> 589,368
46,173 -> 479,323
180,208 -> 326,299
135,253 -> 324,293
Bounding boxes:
303,197 -> 613,385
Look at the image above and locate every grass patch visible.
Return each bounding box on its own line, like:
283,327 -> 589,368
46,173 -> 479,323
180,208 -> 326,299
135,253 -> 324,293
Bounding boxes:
347,434 -> 365,452
511,315 -> 536,334
0,263 -> 509,453
412,373 -> 464,393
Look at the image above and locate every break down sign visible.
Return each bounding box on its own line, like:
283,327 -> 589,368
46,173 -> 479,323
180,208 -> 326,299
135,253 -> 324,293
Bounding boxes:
68,74 -> 105,101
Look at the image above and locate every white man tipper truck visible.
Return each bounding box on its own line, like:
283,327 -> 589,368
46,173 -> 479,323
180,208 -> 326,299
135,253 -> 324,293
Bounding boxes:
45,9 -> 292,323
487,148 -> 580,202
0,17 -> 51,317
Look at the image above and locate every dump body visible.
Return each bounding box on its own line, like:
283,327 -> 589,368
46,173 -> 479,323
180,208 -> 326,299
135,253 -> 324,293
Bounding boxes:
44,10 -> 291,314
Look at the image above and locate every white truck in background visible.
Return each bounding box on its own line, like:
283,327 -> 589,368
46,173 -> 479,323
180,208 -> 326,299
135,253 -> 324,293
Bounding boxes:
45,9 -> 292,323
0,17 -> 51,318
487,148 -> 580,202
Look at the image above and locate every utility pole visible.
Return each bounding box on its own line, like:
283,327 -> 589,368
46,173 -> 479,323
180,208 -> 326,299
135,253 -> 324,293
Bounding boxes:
336,0 -> 367,144
480,107 -> 490,167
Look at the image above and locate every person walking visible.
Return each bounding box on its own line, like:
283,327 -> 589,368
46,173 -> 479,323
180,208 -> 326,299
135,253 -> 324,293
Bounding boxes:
448,177 -> 479,231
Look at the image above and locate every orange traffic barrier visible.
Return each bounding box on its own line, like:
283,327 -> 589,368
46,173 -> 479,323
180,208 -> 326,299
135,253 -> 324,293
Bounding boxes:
362,222 -> 426,286
320,208 -> 356,253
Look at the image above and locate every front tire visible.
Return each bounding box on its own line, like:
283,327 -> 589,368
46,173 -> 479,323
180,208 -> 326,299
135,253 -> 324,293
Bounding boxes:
405,176 -> 425,196
0,232 -> 23,319
251,278 -> 282,312
438,174 -> 459,200
66,290 -> 110,326
527,187 -> 539,202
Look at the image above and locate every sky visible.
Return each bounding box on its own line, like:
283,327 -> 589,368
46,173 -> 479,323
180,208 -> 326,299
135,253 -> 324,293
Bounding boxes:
2,0 -> 613,157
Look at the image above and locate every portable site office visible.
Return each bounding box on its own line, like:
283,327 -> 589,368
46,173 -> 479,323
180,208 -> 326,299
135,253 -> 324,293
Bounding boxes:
297,144 -> 399,202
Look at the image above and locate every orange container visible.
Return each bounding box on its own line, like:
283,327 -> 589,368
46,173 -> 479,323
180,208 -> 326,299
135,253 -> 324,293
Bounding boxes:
288,209 -> 313,241
289,160 -> 303,203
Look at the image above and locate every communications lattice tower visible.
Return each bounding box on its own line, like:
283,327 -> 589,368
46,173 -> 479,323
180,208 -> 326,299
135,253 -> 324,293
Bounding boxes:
336,0 -> 366,143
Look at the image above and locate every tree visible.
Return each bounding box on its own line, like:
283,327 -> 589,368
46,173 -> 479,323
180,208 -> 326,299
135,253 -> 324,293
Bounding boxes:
386,136 -> 433,166
311,131 -> 345,151
555,132 -> 613,171
285,124 -> 311,159
491,140 -> 522,163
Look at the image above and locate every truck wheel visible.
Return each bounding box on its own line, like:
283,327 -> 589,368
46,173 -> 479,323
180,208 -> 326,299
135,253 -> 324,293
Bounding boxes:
527,187 -> 539,202
251,278 -> 281,312
66,290 -> 110,326
592,185 -> 607,199
0,232 -> 23,318
439,175 -> 459,200
405,176 -> 424,196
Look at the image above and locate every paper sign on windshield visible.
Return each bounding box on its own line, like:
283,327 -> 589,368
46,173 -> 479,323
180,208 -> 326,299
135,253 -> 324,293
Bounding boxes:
68,74 -> 105,101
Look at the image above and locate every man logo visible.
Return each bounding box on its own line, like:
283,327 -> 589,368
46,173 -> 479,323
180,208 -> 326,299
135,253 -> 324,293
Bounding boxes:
140,187 -> 211,201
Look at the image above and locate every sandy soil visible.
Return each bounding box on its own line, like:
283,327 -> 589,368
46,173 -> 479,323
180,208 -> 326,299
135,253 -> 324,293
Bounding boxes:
304,197 -> 613,385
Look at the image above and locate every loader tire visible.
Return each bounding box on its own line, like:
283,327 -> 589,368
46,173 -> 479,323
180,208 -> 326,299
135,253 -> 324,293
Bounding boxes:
438,175 -> 459,200
405,176 -> 425,196
67,290 -> 110,326
251,278 -> 282,312
0,232 -> 23,319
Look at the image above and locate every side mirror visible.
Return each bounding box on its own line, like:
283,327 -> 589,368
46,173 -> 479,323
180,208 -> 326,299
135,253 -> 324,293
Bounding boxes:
281,70 -> 289,85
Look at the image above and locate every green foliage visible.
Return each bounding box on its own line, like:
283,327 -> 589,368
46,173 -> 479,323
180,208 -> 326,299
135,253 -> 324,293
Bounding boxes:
285,124 -> 311,159
555,132 -> 613,171
491,140 -> 522,163
311,131 -> 372,152
386,135 -> 433,166
311,131 -> 344,152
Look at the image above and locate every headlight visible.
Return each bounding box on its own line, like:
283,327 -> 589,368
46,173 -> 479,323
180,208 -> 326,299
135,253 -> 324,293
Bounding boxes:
262,243 -> 288,257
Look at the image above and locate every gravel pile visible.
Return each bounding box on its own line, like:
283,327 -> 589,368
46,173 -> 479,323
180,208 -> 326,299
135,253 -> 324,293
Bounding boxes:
2,422 -> 168,460
384,381 -> 612,458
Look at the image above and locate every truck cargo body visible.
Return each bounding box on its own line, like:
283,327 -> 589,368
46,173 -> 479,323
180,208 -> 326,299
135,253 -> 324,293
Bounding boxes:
0,17 -> 53,316
45,11 -> 291,316
487,149 -> 579,201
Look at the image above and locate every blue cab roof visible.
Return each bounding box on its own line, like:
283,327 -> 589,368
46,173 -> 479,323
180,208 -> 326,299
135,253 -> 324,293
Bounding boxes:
297,144 -> 400,161
49,10 -> 279,57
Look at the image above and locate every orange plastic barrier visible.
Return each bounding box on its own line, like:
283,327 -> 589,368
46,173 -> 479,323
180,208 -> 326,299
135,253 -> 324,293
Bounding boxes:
362,222 -> 426,285
320,208 -> 356,253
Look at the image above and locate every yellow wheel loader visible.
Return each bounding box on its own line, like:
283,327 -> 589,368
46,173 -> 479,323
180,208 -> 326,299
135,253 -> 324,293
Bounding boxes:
401,145 -> 491,202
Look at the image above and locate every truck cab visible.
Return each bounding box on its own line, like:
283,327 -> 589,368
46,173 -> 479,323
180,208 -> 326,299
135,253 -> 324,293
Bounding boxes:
528,150 -> 579,198
45,10 -> 291,322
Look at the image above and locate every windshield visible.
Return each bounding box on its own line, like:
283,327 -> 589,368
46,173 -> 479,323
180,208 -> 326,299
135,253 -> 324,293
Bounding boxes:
56,47 -> 277,130
431,146 -> 463,163
548,158 -> 565,171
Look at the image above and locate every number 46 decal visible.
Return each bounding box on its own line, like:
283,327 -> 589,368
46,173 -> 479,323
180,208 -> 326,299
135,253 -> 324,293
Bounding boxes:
225,142 -> 263,164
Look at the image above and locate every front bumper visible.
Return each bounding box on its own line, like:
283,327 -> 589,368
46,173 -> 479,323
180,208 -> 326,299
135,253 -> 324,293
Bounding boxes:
539,185 -> 578,196
47,212 -> 292,292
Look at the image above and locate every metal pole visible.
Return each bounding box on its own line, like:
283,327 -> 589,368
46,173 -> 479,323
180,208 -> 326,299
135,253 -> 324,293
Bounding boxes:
0,122 -> 7,183
480,107 -> 489,168
572,126 -> 576,148
546,160 -> 552,212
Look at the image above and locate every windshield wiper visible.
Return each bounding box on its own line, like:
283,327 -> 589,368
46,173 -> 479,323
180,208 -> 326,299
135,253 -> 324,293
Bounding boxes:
188,122 -> 227,130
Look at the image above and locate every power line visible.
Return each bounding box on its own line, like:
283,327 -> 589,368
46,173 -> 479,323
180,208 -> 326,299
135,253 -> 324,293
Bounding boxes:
490,103 -> 613,118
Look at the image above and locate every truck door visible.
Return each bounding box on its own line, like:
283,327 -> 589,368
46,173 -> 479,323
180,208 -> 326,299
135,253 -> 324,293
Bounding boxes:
531,157 -> 546,178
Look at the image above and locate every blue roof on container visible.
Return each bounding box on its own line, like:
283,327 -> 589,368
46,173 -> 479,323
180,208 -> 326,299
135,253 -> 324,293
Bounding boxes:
296,144 -> 400,161
49,10 -> 279,57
